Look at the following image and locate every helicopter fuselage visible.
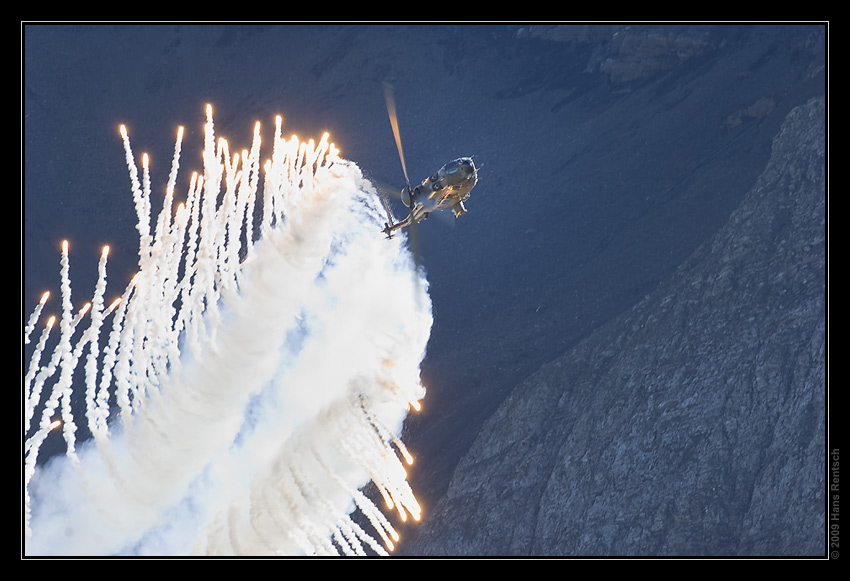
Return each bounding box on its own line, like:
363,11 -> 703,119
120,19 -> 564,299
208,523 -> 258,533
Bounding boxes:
383,157 -> 478,237
402,157 -> 478,219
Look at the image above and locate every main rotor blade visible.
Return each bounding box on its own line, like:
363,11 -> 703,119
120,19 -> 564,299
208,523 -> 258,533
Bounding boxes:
383,82 -> 411,189
383,83 -> 423,309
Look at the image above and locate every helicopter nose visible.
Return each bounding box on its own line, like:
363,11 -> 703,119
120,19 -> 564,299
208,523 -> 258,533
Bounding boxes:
460,158 -> 475,174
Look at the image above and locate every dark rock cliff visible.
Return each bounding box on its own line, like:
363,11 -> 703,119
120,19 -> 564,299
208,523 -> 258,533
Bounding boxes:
401,95 -> 825,556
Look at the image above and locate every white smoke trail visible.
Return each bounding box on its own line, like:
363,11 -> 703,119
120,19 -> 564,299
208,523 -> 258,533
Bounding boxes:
23,105 -> 431,556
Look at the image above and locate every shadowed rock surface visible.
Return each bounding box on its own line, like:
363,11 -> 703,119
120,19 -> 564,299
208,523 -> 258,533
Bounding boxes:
399,95 -> 825,556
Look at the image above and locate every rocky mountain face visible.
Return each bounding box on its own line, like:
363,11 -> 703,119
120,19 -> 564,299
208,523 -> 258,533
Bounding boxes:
400,95 -> 825,556
398,25 -> 826,535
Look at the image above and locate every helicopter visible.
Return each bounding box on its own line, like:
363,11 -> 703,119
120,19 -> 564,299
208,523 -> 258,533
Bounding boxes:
379,83 -> 479,240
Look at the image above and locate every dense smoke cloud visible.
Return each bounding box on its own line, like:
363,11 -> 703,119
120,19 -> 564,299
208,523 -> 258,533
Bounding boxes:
24,107 -> 431,556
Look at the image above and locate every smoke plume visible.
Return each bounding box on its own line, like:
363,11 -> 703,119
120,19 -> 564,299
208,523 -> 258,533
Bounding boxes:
23,106 -> 431,556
